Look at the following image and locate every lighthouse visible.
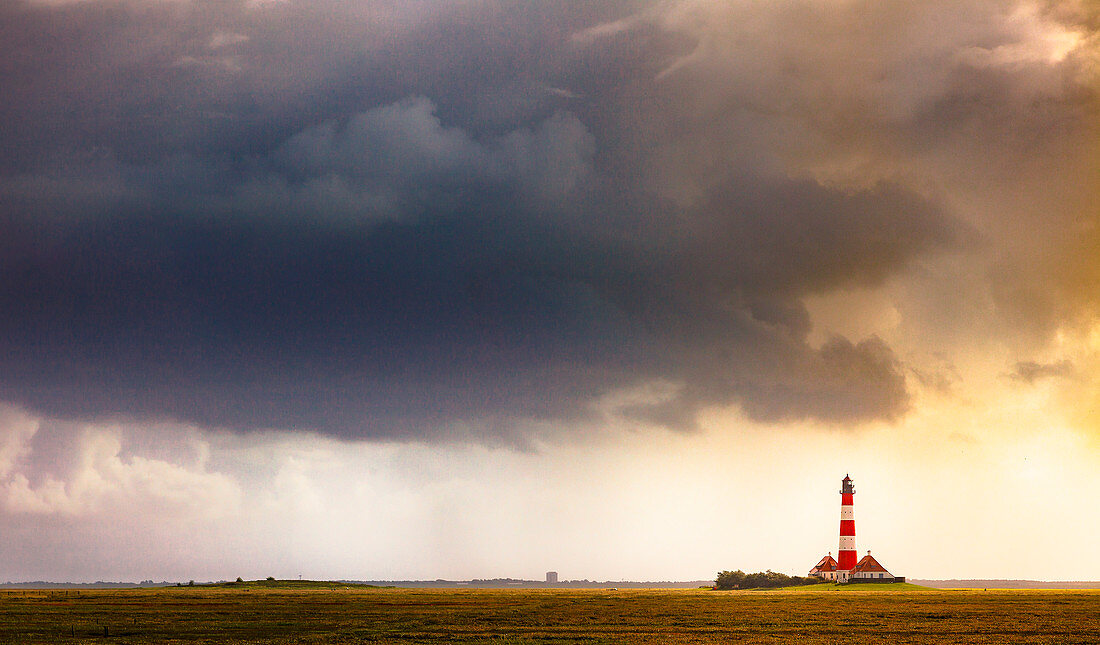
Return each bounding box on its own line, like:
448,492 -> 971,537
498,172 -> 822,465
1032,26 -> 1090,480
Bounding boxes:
837,474 -> 857,571
808,475 -> 903,583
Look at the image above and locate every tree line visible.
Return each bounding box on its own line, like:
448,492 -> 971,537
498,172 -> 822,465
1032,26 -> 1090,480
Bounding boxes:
714,570 -> 826,590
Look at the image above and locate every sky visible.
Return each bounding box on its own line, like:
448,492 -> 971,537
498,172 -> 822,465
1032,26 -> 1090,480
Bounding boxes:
0,0 -> 1098,583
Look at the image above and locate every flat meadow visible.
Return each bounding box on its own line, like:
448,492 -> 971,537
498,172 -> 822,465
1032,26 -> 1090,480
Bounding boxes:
1,582 -> 1097,644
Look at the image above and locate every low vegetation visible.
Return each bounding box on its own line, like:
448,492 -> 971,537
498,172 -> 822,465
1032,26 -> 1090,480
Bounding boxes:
0,585 -> 1097,643
208,578 -> 382,590
715,569 -> 826,590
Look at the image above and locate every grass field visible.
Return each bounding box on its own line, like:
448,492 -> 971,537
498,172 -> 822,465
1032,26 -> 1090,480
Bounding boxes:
1,582 -> 1097,643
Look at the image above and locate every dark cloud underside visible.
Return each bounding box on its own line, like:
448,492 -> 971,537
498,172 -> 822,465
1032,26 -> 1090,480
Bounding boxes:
0,0 -> 965,440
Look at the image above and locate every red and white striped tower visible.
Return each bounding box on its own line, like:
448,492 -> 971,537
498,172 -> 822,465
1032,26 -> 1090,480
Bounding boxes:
838,474 -> 857,571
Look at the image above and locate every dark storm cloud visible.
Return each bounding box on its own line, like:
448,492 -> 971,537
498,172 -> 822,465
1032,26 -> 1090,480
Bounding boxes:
0,0 -> 962,440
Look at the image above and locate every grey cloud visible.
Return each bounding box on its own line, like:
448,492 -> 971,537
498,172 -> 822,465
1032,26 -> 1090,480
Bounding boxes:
736,336 -> 910,424
0,0 -> 970,442
251,98 -> 596,221
1008,359 -> 1077,384
0,405 -> 239,518
640,0 -> 1100,356
909,355 -> 962,396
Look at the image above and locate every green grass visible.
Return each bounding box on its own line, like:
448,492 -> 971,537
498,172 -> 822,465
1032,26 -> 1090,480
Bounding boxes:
1,585 -> 1097,643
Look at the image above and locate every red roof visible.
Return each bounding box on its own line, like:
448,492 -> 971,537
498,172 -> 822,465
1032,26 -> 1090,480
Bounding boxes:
809,555 -> 838,573
851,554 -> 891,574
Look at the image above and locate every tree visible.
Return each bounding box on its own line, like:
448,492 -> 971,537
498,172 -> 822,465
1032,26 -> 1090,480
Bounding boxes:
715,570 -> 746,590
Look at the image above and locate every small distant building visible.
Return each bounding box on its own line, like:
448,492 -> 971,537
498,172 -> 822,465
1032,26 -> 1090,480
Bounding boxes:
546,571 -> 558,584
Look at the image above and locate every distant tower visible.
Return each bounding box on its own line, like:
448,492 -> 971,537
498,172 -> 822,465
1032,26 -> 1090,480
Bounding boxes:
546,571 -> 558,584
838,474 -> 857,571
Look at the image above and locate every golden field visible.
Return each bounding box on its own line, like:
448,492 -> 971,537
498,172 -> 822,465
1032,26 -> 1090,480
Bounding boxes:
1,582 -> 1097,643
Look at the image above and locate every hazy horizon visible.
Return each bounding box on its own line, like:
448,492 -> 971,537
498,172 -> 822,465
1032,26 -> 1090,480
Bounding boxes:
1,0 -> 1098,583
4,576 -> 1100,587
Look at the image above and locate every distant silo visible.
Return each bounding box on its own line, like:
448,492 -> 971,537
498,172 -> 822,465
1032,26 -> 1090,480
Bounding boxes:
546,571 -> 558,584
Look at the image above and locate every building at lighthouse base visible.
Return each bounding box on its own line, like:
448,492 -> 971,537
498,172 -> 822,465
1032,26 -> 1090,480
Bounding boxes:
850,553 -> 896,582
808,554 -> 841,581
809,551 -> 902,584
